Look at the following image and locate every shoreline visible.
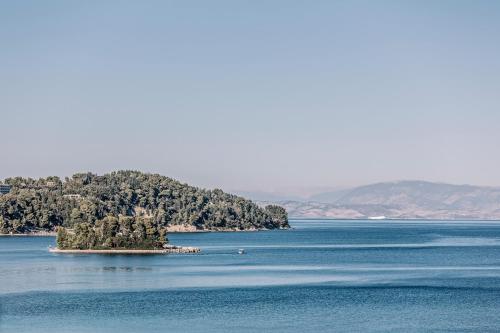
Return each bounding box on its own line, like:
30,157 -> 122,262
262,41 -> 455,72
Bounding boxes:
48,246 -> 200,254
4,217 -> 500,238
4,218 -> 500,237
0,226 -> 285,237
0,232 -> 57,237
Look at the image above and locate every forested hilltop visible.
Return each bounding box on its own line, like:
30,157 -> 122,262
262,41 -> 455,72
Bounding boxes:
0,171 -> 289,234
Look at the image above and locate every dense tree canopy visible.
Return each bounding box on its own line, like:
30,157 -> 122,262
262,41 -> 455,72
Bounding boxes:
56,216 -> 168,250
0,171 -> 289,234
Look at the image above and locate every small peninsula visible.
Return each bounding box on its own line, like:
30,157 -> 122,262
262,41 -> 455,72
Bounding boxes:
0,171 -> 289,237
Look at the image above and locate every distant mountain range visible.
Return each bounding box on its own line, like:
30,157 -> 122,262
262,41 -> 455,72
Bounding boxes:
237,181 -> 500,220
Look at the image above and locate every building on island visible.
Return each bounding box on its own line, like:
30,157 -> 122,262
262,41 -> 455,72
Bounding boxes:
0,184 -> 11,195
63,194 -> 82,199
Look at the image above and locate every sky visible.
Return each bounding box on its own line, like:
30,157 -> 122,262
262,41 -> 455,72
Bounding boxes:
1,0 -> 500,194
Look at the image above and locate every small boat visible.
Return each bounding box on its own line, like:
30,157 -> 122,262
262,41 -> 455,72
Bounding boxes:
238,248 -> 245,255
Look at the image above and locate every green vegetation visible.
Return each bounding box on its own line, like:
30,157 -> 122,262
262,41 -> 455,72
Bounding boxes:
0,171 -> 289,236
56,216 -> 168,250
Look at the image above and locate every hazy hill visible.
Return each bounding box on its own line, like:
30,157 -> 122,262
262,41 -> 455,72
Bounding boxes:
258,181 -> 500,220
233,191 -> 303,202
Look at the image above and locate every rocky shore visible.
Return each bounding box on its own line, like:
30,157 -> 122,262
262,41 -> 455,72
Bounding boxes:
49,245 -> 200,255
165,224 -> 275,232
0,231 -> 57,237
2,225 -> 279,237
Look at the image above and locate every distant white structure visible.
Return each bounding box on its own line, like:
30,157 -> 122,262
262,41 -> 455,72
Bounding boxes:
0,184 -> 11,195
368,216 -> 386,220
63,194 -> 82,199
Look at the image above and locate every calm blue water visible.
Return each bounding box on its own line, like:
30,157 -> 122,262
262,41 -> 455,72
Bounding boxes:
2,219 -> 500,332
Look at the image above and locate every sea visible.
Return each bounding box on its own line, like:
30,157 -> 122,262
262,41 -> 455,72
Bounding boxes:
1,219 -> 500,332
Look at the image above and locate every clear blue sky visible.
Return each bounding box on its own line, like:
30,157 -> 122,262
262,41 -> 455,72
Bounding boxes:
1,1 -> 500,193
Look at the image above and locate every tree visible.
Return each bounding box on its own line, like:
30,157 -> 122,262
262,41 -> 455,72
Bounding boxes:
55,215 -> 170,250
265,205 -> 288,229
56,227 -> 68,249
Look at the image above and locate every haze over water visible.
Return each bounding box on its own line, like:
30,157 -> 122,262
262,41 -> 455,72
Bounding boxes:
2,219 -> 500,332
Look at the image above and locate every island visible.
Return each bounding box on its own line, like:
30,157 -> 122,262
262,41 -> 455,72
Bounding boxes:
50,215 -> 199,254
0,171 -> 289,238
